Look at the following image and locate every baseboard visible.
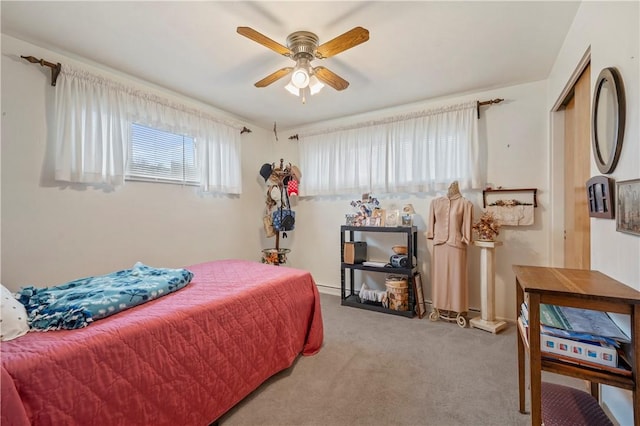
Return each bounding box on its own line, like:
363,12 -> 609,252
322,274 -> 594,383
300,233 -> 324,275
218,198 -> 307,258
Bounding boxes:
316,284 -> 340,297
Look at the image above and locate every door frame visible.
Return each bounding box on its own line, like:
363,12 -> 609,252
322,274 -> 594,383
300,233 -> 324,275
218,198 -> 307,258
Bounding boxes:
549,47 -> 591,267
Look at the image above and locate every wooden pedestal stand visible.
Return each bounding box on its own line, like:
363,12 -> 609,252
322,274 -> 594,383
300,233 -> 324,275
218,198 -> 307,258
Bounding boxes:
470,240 -> 507,334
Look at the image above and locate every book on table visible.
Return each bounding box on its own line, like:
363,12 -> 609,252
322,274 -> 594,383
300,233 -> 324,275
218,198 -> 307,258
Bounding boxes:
519,303 -> 631,373
539,304 -> 630,343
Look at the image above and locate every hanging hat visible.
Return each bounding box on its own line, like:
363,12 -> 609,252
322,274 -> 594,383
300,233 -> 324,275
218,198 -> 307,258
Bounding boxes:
259,163 -> 273,182
269,185 -> 282,202
291,165 -> 302,182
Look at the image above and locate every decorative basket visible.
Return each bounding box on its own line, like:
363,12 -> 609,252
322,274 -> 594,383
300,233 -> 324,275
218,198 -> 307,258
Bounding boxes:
385,275 -> 409,311
392,245 -> 408,255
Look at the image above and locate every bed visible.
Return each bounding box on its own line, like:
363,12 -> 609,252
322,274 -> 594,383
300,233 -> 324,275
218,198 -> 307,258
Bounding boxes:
1,259 -> 324,425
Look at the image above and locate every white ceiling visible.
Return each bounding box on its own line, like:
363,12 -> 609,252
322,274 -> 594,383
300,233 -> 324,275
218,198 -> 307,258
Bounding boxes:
1,1 -> 580,130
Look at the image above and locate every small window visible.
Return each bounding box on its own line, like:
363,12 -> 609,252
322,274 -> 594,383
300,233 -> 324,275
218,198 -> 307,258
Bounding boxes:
126,123 -> 198,185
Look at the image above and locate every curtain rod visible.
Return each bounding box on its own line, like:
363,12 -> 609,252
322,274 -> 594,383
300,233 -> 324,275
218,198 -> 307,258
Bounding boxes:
21,55 -> 61,86
21,54 -> 253,135
288,97 -> 504,140
477,98 -> 504,118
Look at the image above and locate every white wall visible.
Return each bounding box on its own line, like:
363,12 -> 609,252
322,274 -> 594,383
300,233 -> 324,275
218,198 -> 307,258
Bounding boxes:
275,80 -> 551,320
1,31 -> 553,320
1,34 -> 274,291
547,2 -> 639,424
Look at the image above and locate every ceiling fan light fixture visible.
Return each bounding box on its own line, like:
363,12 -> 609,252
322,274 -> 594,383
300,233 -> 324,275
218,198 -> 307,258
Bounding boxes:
291,68 -> 309,89
284,81 -> 300,96
291,57 -> 311,89
308,75 -> 324,95
238,26 -> 369,98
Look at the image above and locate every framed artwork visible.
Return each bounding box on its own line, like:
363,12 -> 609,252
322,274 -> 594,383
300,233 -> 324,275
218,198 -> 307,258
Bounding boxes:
586,175 -> 614,219
413,273 -> 426,319
385,209 -> 400,227
616,179 -> 640,236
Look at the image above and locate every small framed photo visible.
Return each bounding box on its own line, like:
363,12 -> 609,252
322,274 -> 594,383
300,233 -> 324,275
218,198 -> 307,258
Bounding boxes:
385,209 -> 400,227
586,175 -> 614,219
370,208 -> 385,226
401,214 -> 413,227
365,216 -> 382,226
413,273 -> 426,319
616,178 -> 640,236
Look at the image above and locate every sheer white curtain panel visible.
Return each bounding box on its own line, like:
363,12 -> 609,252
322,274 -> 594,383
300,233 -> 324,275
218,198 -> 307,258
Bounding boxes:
299,101 -> 479,196
54,66 -> 128,186
54,64 -> 242,193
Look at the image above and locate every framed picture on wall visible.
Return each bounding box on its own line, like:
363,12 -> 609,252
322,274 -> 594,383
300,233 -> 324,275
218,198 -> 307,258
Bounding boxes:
616,178 -> 640,236
586,175 -> 615,219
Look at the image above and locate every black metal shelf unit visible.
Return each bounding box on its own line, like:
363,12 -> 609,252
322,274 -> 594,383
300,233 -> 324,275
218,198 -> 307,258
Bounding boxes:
340,225 -> 417,318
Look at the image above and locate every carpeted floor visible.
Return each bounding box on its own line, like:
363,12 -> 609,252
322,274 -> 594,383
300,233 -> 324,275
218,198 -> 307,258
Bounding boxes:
219,293 -> 583,425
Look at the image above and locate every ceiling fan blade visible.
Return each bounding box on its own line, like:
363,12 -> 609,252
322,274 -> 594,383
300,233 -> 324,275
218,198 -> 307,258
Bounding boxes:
255,67 -> 293,87
237,27 -> 290,57
314,67 -> 349,91
316,27 -> 369,59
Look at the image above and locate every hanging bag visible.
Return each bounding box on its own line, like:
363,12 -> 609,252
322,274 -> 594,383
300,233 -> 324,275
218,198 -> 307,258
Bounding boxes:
276,186 -> 295,231
272,208 -> 295,231
263,207 -> 276,238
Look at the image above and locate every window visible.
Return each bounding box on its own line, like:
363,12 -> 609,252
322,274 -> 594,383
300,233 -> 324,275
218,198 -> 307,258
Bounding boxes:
126,123 -> 199,184
299,101 -> 480,196
54,64 -> 242,192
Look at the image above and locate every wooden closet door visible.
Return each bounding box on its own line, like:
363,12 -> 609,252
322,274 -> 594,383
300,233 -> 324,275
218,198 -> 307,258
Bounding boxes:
564,64 -> 591,270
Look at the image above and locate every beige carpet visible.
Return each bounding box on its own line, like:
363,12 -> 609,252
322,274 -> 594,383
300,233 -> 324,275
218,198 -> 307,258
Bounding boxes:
219,293 -> 582,426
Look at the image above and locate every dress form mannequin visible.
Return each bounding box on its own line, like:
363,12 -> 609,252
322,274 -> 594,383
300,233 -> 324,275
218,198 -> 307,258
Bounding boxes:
426,180 -> 473,327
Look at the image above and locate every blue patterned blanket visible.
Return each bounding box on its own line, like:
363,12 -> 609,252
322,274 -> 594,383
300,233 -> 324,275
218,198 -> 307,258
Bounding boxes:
17,262 -> 193,331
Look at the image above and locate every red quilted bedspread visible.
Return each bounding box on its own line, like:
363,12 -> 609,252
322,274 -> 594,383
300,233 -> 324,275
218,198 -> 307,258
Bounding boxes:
1,259 -> 324,425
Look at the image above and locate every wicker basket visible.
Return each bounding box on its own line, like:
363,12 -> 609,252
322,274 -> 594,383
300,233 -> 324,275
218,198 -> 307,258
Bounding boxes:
385,275 -> 409,311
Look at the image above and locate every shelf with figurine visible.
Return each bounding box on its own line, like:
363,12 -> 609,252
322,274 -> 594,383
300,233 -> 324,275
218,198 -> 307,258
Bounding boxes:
340,222 -> 418,318
344,194 -> 415,228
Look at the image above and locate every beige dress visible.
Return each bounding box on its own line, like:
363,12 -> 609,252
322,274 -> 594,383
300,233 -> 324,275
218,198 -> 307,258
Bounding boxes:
427,194 -> 473,313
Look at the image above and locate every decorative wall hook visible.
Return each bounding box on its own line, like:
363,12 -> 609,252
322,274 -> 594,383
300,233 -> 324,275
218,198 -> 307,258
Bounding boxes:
21,55 -> 61,87
240,126 -> 252,134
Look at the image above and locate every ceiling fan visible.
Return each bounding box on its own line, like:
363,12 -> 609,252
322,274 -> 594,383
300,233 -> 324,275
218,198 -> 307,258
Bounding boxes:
237,26 -> 369,102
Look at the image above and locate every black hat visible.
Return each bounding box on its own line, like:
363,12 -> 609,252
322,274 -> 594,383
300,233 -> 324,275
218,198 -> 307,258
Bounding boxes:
259,163 -> 272,182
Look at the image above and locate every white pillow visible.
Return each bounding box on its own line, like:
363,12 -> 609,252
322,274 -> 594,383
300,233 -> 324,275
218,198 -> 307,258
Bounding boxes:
1,284 -> 29,341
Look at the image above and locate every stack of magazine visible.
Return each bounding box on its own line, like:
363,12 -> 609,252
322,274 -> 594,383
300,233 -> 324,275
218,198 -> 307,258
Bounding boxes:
519,302 -> 631,375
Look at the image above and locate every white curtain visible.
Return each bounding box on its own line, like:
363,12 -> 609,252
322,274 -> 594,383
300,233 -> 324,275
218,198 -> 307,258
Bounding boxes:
54,64 -> 242,193
299,101 -> 479,196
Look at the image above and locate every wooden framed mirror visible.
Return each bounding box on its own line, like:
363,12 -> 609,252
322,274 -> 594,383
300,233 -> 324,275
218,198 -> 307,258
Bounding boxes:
591,67 -> 625,174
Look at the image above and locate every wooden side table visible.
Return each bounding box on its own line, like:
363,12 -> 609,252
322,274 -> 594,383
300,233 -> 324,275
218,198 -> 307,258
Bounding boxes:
514,265 -> 640,426
470,240 -> 507,334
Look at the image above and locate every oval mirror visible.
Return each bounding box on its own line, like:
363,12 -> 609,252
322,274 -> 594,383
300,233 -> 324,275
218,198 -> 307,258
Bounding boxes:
591,67 -> 625,174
